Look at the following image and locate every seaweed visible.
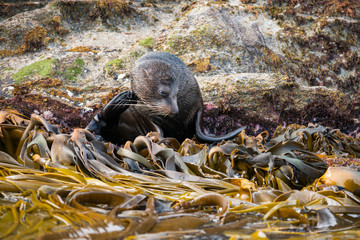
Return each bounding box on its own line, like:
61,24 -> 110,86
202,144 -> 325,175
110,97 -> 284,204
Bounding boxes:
265,0 -> 360,90
0,110 -> 359,239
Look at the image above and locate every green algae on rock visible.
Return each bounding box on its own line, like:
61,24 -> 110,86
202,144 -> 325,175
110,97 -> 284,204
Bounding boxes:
104,58 -> 125,73
63,57 -> 85,82
13,58 -> 57,83
12,57 -> 85,83
138,36 -> 154,49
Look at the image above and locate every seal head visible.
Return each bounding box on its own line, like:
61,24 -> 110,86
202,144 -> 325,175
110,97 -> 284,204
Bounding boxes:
131,60 -> 179,117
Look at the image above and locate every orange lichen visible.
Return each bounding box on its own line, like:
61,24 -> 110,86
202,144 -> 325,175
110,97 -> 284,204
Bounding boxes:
22,78 -> 63,89
51,16 -> 61,25
100,87 -> 126,105
47,88 -> 88,102
20,26 -> 48,52
67,46 -> 98,53
189,57 -> 217,73
260,47 -> 283,68
245,5 -> 260,18
48,15 -> 69,35
96,0 -> 133,18
322,0 -> 359,18
1,26 -> 49,57
269,0 -> 359,18
15,77 -> 92,103
0,49 -> 15,57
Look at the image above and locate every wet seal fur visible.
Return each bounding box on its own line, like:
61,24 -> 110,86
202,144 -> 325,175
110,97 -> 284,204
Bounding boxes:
86,52 -> 245,144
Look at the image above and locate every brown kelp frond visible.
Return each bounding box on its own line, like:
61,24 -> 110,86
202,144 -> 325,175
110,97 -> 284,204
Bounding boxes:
0,110 -> 360,239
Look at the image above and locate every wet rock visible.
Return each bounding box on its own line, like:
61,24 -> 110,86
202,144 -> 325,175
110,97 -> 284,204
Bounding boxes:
0,0 -> 51,21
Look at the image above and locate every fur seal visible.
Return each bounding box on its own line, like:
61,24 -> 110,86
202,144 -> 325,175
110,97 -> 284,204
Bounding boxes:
86,52 -> 245,144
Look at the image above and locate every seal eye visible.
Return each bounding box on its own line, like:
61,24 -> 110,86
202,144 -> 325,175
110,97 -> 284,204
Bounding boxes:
158,89 -> 168,97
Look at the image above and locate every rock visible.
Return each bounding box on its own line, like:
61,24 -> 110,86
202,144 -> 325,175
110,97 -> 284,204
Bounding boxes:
198,73 -> 357,135
0,0 -> 359,136
0,0 -> 51,21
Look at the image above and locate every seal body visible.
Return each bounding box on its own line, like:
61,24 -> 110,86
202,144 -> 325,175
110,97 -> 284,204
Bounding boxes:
86,52 -> 244,144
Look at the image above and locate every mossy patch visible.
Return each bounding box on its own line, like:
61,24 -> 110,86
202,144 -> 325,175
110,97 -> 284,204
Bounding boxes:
129,50 -> 144,59
139,37 -> 154,48
167,34 -> 184,51
105,58 -> 124,73
13,58 -> 57,83
63,58 -> 85,81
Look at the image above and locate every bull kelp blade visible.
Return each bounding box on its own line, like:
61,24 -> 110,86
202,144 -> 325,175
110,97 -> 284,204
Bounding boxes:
46,167 -> 87,184
0,126 -> 17,158
1,110 -> 360,238
0,110 -> 29,126
50,134 -> 76,166
280,156 -> 325,181
0,151 -> 22,166
117,148 -> 155,170
319,167 -> 360,192
149,215 -> 210,233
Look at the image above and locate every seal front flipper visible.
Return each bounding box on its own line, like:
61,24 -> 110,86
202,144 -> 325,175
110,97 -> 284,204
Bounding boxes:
86,90 -> 136,137
195,109 -> 246,143
86,90 -> 163,144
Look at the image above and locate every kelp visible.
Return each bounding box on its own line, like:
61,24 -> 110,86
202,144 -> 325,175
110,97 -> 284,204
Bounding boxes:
0,110 -> 360,239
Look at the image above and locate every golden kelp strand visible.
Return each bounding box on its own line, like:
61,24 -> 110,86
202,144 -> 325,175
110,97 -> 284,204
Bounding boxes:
0,110 -> 359,238
0,206 -> 19,238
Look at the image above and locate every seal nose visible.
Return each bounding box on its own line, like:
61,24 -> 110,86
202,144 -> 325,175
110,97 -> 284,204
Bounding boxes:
171,101 -> 179,115
168,97 -> 179,115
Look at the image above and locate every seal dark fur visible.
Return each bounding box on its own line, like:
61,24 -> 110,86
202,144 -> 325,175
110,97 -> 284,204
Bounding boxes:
86,52 -> 245,144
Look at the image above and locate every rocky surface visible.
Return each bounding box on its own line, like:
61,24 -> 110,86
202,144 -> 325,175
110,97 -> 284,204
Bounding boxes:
0,0 -> 359,136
